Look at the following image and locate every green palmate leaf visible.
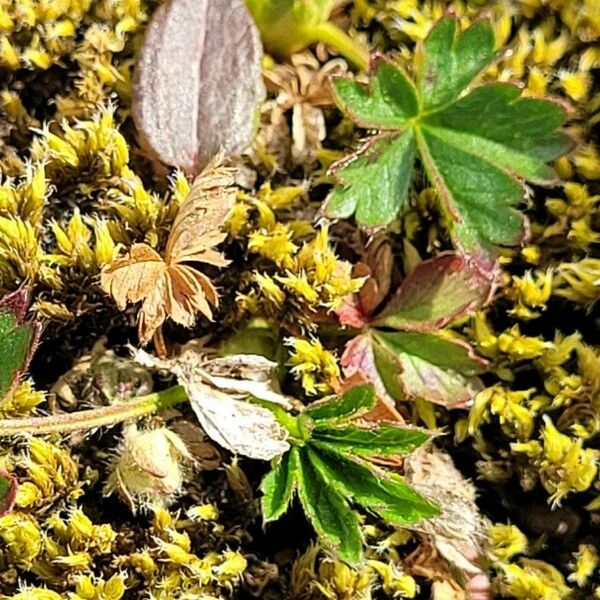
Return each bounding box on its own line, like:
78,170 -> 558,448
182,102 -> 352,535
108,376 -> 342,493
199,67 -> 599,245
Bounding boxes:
307,445 -> 439,524
373,253 -> 494,331
312,423 -> 428,456
296,446 -> 363,564
261,446 -> 299,522
373,331 -> 486,407
305,383 -> 376,423
0,304 -> 36,398
326,17 -> 571,254
259,385 -> 437,562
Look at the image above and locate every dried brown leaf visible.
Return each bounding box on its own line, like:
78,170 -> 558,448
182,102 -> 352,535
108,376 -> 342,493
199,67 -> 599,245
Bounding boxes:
133,0 -> 264,173
100,163 -> 235,342
135,343 -> 291,460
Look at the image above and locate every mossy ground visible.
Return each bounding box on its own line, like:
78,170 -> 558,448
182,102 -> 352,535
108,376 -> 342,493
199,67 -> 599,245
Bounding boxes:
0,0 -> 599,598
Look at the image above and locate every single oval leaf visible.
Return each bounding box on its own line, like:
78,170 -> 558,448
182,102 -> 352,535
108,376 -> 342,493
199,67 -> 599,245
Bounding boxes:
133,0 -> 265,173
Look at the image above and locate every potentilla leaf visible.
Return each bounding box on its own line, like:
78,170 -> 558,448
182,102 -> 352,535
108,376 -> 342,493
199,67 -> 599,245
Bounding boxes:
326,17 -> 570,255
308,445 -> 439,525
305,383 -> 376,423
296,447 -> 363,564
373,253 -> 494,331
0,291 -> 38,398
261,446 -> 299,522
312,424 -> 429,455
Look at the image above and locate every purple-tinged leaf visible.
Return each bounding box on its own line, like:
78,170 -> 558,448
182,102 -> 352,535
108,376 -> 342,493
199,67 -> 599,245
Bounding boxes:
0,470 -> 17,516
133,0 -> 265,174
373,331 -> 486,408
0,290 -> 40,398
373,253 -> 496,331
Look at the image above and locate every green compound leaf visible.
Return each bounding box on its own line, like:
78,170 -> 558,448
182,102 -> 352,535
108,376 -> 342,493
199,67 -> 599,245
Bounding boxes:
261,446 -> 299,522
312,424 -> 428,456
325,17 -> 571,255
307,445 -> 439,525
305,383 -> 376,423
259,385 -> 438,563
296,446 -> 363,564
0,291 -> 38,398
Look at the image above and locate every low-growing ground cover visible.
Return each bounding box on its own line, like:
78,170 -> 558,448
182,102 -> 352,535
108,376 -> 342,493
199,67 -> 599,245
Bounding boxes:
0,0 -> 599,598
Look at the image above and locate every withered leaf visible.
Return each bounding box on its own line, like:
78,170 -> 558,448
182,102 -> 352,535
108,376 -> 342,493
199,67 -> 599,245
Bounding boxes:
133,0 -> 265,174
101,162 -> 236,343
135,343 -> 291,460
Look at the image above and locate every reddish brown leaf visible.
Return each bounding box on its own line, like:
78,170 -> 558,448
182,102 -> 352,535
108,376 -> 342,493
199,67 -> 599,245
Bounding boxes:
373,253 -> 496,331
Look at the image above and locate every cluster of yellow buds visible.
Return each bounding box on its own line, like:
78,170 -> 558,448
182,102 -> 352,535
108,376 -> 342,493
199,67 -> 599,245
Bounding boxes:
489,522 -> 600,599
286,336 -> 340,396
115,506 -> 248,598
14,438 -> 84,510
291,542 -> 418,599
512,416 -> 598,504
0,0 -> 148,121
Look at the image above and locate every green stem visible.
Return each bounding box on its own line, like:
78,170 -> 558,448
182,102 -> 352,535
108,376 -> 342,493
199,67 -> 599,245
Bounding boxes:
0,385 -> 188,437
309,21 -> 369,70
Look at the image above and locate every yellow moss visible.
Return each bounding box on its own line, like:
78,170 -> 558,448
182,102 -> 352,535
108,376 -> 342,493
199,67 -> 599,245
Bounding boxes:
287,336 -> 340,396
489,523 -> 529,561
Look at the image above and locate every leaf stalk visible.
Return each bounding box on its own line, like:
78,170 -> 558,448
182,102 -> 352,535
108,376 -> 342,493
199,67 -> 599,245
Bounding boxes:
0,385 -> 188,437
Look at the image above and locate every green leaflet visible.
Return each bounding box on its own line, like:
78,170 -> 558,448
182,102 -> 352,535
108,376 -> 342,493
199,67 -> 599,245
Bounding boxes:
305,383 -> 375,422
312,423 -> 428,456
326,17 -> 570,255
296,445 -> 363,564
0,310 -> 35,398
373,253 -> 493,331
261,446 -> 299,522
325,131 -> 416,227
372,331 -> 486,407
260,385 -> 437,563
308,445 -> 438,524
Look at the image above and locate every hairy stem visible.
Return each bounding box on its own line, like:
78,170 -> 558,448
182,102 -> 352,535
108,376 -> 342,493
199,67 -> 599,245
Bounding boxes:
0,385 -> 188,437
310,21 -> 369,70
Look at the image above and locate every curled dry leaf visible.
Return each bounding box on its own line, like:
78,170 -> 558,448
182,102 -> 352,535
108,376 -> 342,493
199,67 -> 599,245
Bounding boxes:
101,161 -> 235,343
135,342 -> 291,460
133,0 -> 264,174
404,446 -> 491,596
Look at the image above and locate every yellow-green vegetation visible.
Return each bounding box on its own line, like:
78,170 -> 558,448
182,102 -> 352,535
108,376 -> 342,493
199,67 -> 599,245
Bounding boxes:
0,0 -> 599,597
